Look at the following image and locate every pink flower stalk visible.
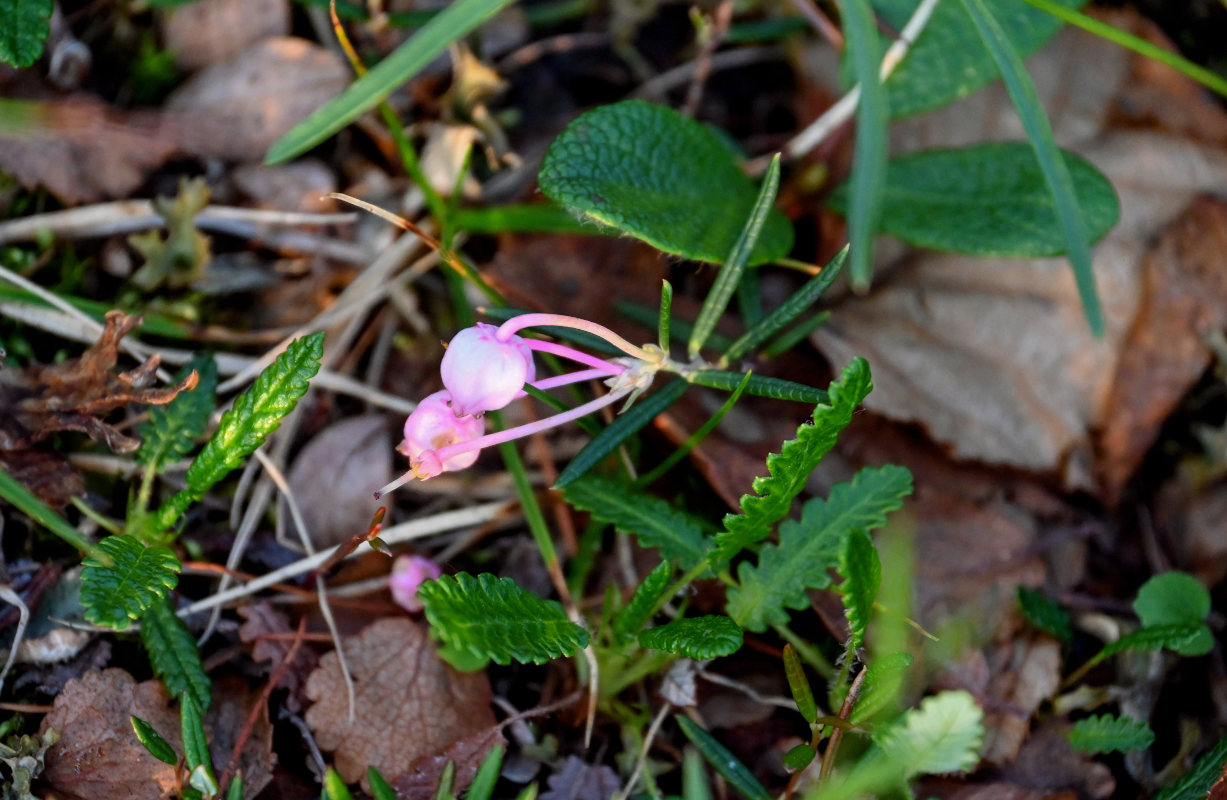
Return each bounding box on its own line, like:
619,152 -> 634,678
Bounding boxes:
389,554 -> 442,612
441,323 -> 536,417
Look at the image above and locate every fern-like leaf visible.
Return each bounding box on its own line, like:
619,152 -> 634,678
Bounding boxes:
81,535 -> 181,629
1155,734 -> 1227,800
841,529 -> 881,651
713,358 -> 873,562
141,596 -> 211,712
1068,715 -> 1155,754
613,561 -> 673,641
138,355 -> 218,471
727,464 -> 913,632
418,572 -> 590,666
563,476 -> 711,569
155,333 -> 324,531
638,615 -> 743,659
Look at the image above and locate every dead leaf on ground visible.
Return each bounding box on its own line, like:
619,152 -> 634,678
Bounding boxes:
980,638 -> 1062,765
231,159 -> 338,213
166,37 -> 349,162
997,722 -> 1116,800
237,602 -> 318,710
159,0 -> 290,72
393,726 -> 507,800
207,674 -> 276,799
304,617 -> 497,790
538,755 -> 622,800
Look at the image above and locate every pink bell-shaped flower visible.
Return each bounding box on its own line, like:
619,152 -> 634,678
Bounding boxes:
440,323 -> 535,417
389,554 -> 442,612
400,390 -> 485,473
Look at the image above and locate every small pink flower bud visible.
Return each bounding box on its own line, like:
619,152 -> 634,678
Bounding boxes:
389,554 -> 442,612
440,323 -> 536,416
401,390 -> 485,473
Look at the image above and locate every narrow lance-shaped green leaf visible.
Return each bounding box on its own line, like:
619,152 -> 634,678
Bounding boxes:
677,716 -> 772,800
959,0 -> 1104,335
689,154 -> 781,359
613,561 -> 674,641
0,468 -> 101,557
465,744 -> 505,800
658,280 -> 673,352
141,596 -> 212,712
130,716 -> 178,766
638,616 -> 743,660
1155,735 -> 1227,800
840,529 -> 882,652
687,370 -> 828,404
783,644 -> 818,723
180,691 -> 217,795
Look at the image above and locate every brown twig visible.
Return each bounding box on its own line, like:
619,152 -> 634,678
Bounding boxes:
818,663 -> 869,781
682,0 -> 735,118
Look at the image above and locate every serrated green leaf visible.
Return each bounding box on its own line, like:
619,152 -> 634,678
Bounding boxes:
265,0 -> 514,163
840,529 -> 881,652
81,536 -> 181,629
686,370 -> 828,404
539,100 -> 793,265
555,378 -> 688,488
563,476 -> 711,569
418,573 -> 589,666
638,615 -> 743,659
784,644 -> 818,723
870,0 -> 1082,117
141,596 -> 211,712
1068,714 -> 1155,754
1017,586 -> 1072,643
131,715 -> 178,766
676,716 -> 772,800
465,744 -> 504,800
830,145 -> 1119,257
713,358 -> 874,562
690,154 -> 780,359
368,768 -> 398,800
613,561 -> 674,641
138,355 -> 218,470
1156,735 -> 1227,800
875,691 -> 984,776
1099,622 -> 1213,660
728,464 -> 913,632
0,0 -> 52,68
155,332 -> 323,531
1133,572 -> 1210,628
850,652 -> 915,726
180,691 -> 215,782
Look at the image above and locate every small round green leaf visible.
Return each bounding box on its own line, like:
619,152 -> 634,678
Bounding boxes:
539,100 -> 793,265
1133,572 -> 1210,628
638,615 -> 743,659
783,743 -> 816,771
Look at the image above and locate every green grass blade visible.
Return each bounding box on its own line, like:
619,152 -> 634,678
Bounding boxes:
464,744 -> 505,800
960,0 -> 1104,334
687,370 -> 827,404
265,0 -> 515,164
676,716 -> 771,800
689,154 -> 781,359
840,0 -> 889,291
368,768 -> 398,800
0,468 -> 100,557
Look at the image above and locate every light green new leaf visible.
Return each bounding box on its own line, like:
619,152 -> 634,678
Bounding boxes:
638,616 -> 743,659
713,358 -> 874,562
728,464 -> 912,632
613,561 -> 673,641
840,529 -> 881,652
418,573 -> 589,666
81,536 -> 181,629
1133,572 -> 1210,628
875,691 -> 984,776
141,596 -> 212,713
0,0 -> 52,68
266,0 -> 514,164
829,144 -> 1119,257
539,100 -> 793,265
562,476 -> 711,570
138,354 -> 218,470
1068,715 -> 1155,754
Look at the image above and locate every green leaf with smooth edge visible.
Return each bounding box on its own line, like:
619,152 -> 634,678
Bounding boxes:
613,560 -> 673,641
0,0 -> 52,68
841,529 -> 881,652
676,716 -> 772,800
81,536 -> 181,629
141,596 -> 211,712
658,280 -> 673,352
689,154 -> 781,359
155,332 -> 324,531
323,769 -> 354,800
131,716 -> 178,766
784,644 -> 818,723
960,0 -> 1103,335
875,691 -> 984,776
562,476 -> 711,570
1156,735 -> 1227,800
418,573 -> 590,666
721,246 -> 848,364
713,359 -> 874,562
265,0 -> 514,163
1133,572 -> 1210,628
138,355 -> 218,470
180,692 -> 215,780
849,652 -> 915,725
871,0 -> 1082,117
687,370 -> 828,404
728,464 -> 913,632
466,744 -> 504,800
0,467 -> 100,556
555,378 -> 688,488
829,144 -> 1118,256
1068,714 -> 1155,754
639,615 -> 743,659
1017,586 -> 1072,643
368,768 -> 399,800
225,775 -> 243,800
783,744 -> 816,771
840,0 -> 889,290
539,100 -> 793,265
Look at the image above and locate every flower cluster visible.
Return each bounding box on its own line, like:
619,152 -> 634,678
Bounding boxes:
376,314 -> 664,497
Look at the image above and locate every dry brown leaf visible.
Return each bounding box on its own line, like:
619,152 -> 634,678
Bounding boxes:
980,638 -> 1062,764
231,159 -> 338,213
160,0 -> 290,72
206,675 -> 276,800
997,723 -> 1115,800
811,11 -> 1227,494
237,602 -> 318,709
166,37 -> 349,162
286,415 -> 391,549
38,669 -> 181,800
538,756 -> 622,800
393,726 -> 507,800
945,784 -> 1074,800
304,617 -> 497,790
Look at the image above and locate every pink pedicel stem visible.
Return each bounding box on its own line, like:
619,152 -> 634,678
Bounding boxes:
528,368 -> 616,393
524,339 -> 627,374
495,313 -> 656,362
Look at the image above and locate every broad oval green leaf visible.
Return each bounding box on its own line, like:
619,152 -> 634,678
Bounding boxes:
1133,572 -> 1210,628
539,100 -> 793,265
830,144 -> 1118,257
638,615 -> 743,659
